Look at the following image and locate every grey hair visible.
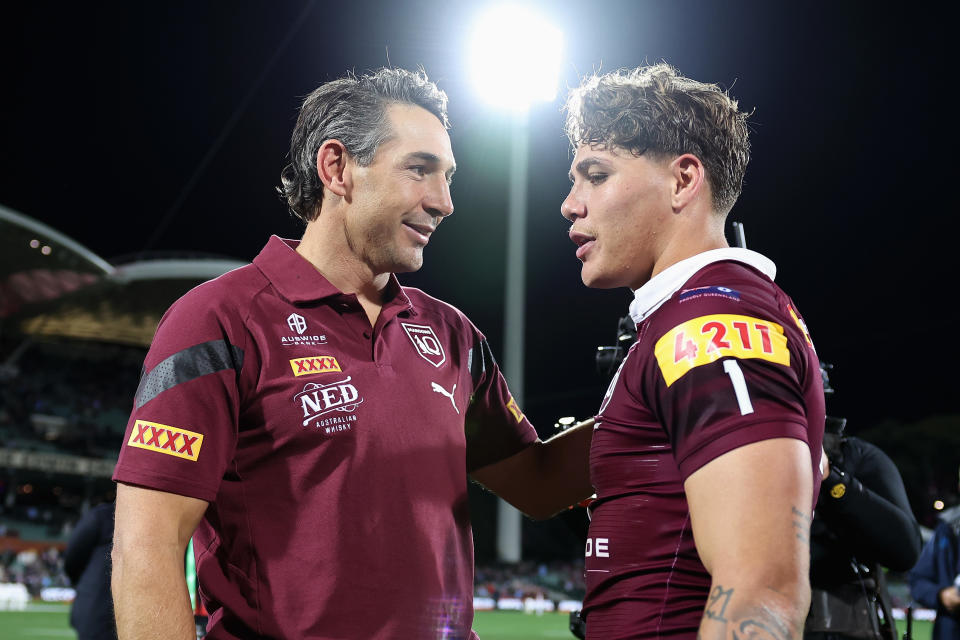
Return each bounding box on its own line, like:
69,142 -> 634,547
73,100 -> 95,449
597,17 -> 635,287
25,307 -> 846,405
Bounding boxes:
278,67 -> 449,223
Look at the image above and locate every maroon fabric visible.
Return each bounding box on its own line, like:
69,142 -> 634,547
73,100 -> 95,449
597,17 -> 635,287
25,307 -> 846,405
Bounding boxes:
113,236 -> 536,640
583,260 -> 825,639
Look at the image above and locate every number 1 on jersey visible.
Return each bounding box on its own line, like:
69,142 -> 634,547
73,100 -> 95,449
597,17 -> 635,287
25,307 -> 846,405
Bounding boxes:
722,359 -> 754,416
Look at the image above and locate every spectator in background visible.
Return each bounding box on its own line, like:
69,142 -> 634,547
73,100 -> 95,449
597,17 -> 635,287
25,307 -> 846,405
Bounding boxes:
805,411 -> 922,640
910,466 -> 960,640
64,501 -> 115,640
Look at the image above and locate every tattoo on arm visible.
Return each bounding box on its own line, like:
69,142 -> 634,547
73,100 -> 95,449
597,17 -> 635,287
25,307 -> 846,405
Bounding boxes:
790,505 -> 811,545
730,616 -> 792,640
700,589 -> 798,640
705,585 -> 734,622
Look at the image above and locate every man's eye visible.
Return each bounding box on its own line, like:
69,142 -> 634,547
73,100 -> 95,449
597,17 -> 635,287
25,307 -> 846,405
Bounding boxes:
409,165 -> 426,177
588,173 -> 607,185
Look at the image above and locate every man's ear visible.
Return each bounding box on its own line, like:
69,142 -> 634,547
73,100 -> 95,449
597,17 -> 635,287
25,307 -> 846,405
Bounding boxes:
316,139 -> 350,197
670,154 -> 706,212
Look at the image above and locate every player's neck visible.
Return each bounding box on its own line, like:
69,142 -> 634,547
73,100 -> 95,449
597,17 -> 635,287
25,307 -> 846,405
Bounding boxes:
297,222 -> 389,306
650,210 -> 728,279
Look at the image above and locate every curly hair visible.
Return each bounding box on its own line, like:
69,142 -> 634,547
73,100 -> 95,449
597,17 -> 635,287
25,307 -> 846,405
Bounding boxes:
278,67 -> 449,223
564,63 -> 751,214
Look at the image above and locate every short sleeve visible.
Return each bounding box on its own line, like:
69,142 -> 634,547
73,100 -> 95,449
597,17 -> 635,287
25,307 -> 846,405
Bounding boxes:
640,295 -> 811,481
112,285 -> 246,502
462,328 -> 538,472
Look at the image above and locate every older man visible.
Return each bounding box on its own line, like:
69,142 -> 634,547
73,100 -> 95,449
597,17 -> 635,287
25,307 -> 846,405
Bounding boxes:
111,68 -> 593,640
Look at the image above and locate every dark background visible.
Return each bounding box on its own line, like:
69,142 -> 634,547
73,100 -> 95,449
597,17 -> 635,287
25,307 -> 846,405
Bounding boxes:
1,1 -> 955,540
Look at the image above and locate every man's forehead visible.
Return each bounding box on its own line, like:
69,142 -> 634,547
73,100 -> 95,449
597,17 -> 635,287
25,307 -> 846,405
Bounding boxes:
385,104 -> 455,167
571,143 -> 626,165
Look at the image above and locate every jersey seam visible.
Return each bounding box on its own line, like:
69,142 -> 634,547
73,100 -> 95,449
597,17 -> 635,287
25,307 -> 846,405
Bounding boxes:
656,511 -> 690,637
239,280 -> 269,635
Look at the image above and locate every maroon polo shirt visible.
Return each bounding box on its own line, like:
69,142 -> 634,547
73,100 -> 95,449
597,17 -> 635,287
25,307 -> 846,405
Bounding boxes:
582,250 -> 825,639
113,236 -> 537,640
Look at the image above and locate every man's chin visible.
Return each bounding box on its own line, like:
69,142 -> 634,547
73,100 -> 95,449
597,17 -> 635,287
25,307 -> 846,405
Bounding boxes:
388,250 -> 424,274
580,266 -> 620,290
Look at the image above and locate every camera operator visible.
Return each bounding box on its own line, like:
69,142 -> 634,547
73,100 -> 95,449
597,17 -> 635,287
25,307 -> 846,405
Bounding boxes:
804,366 -> 922,640
909,465 -> 960,640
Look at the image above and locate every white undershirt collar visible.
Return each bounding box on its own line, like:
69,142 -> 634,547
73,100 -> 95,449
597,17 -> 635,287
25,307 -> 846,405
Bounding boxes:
628,248 -> 777,324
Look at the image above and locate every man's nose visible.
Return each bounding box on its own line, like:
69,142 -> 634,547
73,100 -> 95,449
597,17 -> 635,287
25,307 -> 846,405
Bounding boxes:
561,189 -> 584,221
424,177 -> 454,218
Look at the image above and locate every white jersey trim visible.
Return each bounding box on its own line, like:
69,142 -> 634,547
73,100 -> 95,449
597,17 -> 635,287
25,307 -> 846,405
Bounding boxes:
628,248 -> 777,324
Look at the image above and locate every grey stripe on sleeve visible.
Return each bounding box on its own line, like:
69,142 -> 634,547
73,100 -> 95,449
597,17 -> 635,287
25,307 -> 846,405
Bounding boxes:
469,338 -> 495,389
134,340 -> 244,409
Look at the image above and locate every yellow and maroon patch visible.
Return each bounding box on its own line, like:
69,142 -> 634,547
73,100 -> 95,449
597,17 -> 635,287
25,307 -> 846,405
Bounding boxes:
127,420 -> 203,461
506,396 -> 525,423
289,355 -> 342,377
654,314 -> 790,386
787,305 -> 815,349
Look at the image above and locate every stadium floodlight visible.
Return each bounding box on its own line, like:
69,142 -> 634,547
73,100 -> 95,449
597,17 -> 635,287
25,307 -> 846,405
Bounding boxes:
469,5 -> 563,565
468,5 -> 562,111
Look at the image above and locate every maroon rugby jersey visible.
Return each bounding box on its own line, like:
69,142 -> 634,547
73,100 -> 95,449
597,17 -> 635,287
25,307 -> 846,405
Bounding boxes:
583,249 -> 825,639
113,236 -> 537,640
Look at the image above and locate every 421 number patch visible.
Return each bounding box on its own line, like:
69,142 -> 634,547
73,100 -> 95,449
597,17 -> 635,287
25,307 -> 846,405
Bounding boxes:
654,314 -> 790,386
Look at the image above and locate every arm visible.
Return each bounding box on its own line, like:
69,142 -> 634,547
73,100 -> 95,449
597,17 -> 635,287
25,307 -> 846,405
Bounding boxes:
112,482 -> 208,640
686,437 -> 813,640
818,439 -> 922,570
470,418 -> 594,520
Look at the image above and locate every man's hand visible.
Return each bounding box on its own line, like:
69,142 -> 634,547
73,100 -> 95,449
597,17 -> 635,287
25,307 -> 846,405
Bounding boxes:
939,585 -> 960,613
819,447 -> 830,478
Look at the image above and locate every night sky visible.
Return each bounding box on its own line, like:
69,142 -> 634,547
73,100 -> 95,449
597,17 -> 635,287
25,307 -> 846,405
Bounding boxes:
1,1 -> 953,438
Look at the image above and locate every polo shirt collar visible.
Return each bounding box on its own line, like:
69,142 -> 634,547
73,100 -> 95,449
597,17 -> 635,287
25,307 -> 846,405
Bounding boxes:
628,248 -> 776,324
253,235 -> 411,309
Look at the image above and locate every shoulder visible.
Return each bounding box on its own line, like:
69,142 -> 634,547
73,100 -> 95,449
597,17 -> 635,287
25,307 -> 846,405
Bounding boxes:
645,260 -> 791,344
147,264 -> 264,360
402,286 -> 481,336
844,436 -> 891,463
162,264 -> 264,326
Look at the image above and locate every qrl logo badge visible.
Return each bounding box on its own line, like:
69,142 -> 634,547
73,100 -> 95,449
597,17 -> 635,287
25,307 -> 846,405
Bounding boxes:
287,313 -> 307,335
127,420 -> 203,461
401,322 -> 446,368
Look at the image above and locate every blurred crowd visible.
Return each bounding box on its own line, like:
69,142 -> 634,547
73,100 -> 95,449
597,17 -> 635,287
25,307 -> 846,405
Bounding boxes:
0,545 -> 69,597
474,560 -> 585,601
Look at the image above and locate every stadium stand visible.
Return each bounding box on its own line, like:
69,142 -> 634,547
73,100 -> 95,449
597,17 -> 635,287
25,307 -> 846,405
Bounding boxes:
0,204 -> 247,599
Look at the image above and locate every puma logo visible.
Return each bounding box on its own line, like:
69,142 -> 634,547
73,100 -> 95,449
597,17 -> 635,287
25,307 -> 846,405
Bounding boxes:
431,382 -> 459,414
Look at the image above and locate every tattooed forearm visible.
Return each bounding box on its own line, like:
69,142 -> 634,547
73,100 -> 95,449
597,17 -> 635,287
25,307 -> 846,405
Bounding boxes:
705,585 -> 734,622
699,589 -> 802,640
790,505 -> 811,545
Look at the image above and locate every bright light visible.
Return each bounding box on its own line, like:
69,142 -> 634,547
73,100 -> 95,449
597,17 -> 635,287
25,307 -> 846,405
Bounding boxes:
934,500 -> 945,510
469,5 -> 563,111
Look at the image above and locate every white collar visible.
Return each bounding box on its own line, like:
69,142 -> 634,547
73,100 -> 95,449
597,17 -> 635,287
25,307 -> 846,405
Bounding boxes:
628,248 -> 777,324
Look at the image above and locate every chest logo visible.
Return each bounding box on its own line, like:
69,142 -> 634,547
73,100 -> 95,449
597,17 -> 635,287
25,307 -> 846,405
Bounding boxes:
431,381 -> 459,414
287,313 -> 307,335
290,356 -> 342,376
294,376 -> 364,426
401,322 -> 446,368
